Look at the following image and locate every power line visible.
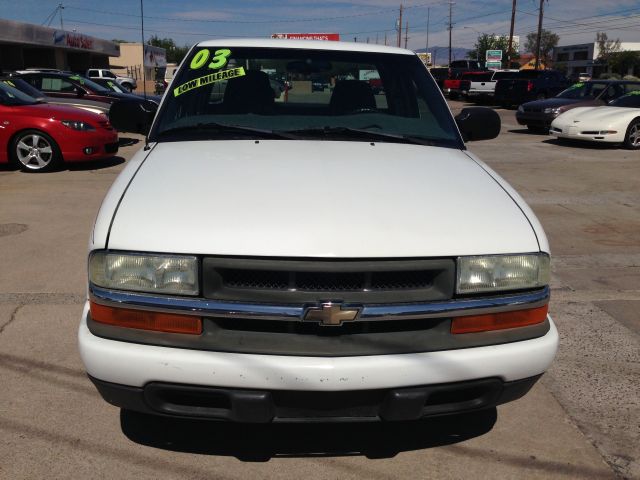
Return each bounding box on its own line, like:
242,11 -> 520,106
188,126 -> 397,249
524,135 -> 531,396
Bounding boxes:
519,12 -> 640,35
518,8 -> 640,30
65,2 -> 443,25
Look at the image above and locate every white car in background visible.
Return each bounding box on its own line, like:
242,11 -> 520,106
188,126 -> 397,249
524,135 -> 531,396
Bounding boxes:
86,69 -> 137,92
79,39 -> 558,423
550,92 -> 640,149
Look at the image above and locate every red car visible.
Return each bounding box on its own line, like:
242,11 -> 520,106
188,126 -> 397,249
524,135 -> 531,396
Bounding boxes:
0,82 -> 118,172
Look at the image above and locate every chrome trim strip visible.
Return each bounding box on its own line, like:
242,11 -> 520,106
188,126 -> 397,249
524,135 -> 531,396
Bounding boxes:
89,285 -> 549,322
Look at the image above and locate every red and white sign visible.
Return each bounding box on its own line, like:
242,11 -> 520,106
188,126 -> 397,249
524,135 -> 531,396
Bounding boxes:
271,33 -> 340,41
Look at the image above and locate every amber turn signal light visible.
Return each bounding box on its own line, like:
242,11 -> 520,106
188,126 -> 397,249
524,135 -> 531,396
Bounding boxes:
90,301 -> 202,335
451,304 -> 548,334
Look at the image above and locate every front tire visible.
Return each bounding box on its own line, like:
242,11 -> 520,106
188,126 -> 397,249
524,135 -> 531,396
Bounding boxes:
11,130 -> 62,172
623,119 -> 640,150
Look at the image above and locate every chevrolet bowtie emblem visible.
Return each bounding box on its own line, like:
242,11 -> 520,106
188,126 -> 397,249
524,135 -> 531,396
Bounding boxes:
304,303 -> 360,326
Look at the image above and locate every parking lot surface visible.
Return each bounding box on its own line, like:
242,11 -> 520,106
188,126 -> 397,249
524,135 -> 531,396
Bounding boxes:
1,103 -> 638,479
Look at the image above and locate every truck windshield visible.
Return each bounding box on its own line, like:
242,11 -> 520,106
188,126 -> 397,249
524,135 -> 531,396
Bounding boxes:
151,46 -> 461,147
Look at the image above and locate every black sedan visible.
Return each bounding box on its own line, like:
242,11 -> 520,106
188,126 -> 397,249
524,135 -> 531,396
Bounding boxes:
16,72 -> 160,106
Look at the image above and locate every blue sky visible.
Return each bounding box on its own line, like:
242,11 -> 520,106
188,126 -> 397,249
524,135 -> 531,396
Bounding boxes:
3,0 -> 640,53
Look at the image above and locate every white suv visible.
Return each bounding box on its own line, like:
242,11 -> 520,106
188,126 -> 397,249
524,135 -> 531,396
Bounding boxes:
79,39 -> 558,423
86,69 -> 137,92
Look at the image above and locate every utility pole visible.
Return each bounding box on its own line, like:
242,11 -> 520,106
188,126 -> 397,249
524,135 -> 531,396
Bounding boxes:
534,0 -> 545,70
376,33 -> 379,44
59,3 -> 64,30
448,2 -> 455,65
384,32 -> 387,45
397,4 -> 403,48
426,7 -> 430,52
140,0 -> 147,100
404,21 -> 409,49
507,0 -> 516,68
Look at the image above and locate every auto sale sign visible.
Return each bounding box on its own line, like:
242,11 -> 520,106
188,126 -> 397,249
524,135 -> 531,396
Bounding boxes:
271,33 -> 340,41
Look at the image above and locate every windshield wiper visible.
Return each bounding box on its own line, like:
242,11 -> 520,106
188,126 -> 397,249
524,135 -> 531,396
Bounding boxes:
157,122 -> 297,140
282,126 -> 445,146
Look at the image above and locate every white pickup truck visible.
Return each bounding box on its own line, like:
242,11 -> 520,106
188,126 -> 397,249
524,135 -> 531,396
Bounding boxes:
461,70 -> 519,101
80,39 -> 557,423
86,69 -> 137,92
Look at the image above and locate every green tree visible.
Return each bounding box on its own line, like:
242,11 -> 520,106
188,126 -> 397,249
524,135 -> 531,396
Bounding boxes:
147,35 -> 189,64
595,32 -> 621,66
525,29 -> 559,68
609,50 -> 640,76
467,34 -> 513,64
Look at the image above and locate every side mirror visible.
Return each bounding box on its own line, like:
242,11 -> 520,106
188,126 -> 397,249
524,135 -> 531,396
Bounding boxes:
108,98 -> 158,134
455,107 -> 501,142
76,87 -> 85,98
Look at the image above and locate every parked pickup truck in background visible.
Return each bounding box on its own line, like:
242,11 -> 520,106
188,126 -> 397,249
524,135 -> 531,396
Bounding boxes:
429,67 -> 449,90
430,61 -> 485,98
494,70 -> 569,108
448,60 -> 484,79
460,70 -> 519,101
86,69 -> 137,92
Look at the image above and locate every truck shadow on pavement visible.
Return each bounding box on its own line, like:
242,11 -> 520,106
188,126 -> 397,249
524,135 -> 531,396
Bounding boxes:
120,408 -> 497,461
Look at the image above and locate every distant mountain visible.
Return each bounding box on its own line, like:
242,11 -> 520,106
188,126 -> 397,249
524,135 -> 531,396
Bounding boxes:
415,47 -> 471,66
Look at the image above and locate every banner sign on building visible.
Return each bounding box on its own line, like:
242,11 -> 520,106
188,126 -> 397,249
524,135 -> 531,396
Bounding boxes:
272,33 -> 340,41
143,44 -> 167,68
0,19 -> 120,57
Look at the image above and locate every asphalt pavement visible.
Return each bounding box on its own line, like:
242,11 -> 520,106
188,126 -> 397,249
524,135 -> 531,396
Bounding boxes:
0,103 -> 638,479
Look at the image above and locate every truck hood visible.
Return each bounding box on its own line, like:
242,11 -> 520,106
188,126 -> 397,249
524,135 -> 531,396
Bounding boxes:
106,140 -> 539,257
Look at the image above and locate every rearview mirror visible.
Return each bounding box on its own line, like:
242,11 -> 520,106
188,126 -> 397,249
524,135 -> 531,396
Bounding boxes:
455,107 -> 501,142
108,98 -> 158,134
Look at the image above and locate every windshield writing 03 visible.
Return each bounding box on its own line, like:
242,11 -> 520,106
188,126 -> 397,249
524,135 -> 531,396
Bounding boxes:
152,47 -> 461,147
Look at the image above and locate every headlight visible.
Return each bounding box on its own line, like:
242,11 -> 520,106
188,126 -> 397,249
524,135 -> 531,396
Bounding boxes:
543,107 -> 560,114
457,254 -> 550,294
61,120 -> 95,131
89,251 -> 199,295
517,105 -> 524,112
